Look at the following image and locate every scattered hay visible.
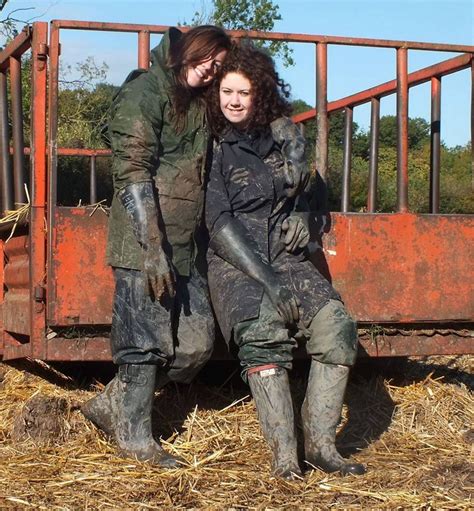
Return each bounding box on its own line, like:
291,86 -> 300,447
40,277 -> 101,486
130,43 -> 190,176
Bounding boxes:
86,199 -> 109,217
0,356 -> 472,509
0,184 -> 30,242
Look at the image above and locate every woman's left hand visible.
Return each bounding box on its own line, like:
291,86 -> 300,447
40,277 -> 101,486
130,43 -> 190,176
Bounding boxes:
282,160 -> 310,198
281,213 -> 310,252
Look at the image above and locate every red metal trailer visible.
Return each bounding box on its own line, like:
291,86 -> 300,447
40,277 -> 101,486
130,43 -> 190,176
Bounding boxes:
0,21 -> 472,362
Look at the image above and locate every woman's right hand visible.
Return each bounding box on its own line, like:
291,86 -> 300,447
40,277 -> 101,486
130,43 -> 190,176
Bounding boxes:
143,242 -> 175,301
264,280 -> 300,325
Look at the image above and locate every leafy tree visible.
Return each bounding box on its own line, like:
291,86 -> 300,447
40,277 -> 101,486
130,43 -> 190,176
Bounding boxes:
439,143 -> 473,213
293,105 -> 471,213
55,60 -> 117,205
188,0 -> 294,67
378,115 -> 430,150
0,4 -> 37,43
328,110 -> 369,159
58,58 -> 114,148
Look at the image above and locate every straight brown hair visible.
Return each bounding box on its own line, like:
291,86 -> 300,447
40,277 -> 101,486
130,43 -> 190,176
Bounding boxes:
167,25 -> 231,132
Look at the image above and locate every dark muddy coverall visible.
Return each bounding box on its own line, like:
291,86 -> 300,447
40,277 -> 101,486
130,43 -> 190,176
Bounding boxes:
205,128 -> 357,378
106,29 -> 214,382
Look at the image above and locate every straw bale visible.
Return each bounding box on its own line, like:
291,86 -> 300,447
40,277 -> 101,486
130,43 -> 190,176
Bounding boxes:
0,355 -> 472,509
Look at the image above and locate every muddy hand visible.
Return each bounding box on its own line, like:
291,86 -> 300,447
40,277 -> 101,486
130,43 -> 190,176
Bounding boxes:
265,280 -> 300,325
144,247 -> 175,301
283,161 -> 310,198
281,214 -> 310,253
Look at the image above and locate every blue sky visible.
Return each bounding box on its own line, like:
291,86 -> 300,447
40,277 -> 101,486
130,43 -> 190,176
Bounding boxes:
3,0 -> 474,146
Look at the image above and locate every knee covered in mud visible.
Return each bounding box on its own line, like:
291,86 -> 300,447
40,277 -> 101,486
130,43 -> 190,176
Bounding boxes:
306,299 -> 358,366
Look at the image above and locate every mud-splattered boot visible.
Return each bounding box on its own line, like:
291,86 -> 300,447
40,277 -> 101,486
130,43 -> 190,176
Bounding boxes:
113,364 -> 183,467
248,365 -> 302,480
302,359 -> 366,475
81,375 -> 120,437
82,369 -> 170,437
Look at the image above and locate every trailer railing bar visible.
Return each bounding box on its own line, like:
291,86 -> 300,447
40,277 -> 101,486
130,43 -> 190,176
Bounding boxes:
368,97 -> 380,213
0,27 -> 31,69
89,155 -> 97,204
138,30 -> 150,70
50,20 -> 474,53
315,42 -> 328,209
396,48 -> 409,212
11,147 -> 112,156
30,22 -> 49,358
46,21 -> 61,331
0,70 -> 13,212
293,53 -> 472,124
10,55 -> 27,206
471,58 -> 474,190
430,76 -> 441,213
48,22 -> 60,212
341,106 -> 353,213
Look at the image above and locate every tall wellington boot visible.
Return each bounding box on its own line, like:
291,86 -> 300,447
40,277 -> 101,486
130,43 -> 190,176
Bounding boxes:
82,368 -> 171,438
82,374 -> 120,437
302,360 -> 366,475
248,366 -> 302,480
113,364 -> 183,467
83,364 -> 182,468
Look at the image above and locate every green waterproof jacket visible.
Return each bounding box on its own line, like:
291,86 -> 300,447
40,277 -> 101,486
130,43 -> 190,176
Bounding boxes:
106,28 -> 208,276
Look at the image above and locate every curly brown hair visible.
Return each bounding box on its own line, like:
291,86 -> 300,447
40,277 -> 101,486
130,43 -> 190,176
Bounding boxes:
206,41 -> 292,135
167,25 -> 231,132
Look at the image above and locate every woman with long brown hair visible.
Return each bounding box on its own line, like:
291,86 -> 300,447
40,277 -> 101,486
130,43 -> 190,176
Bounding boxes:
205,43 -> 366,479
82,25 -> 231,467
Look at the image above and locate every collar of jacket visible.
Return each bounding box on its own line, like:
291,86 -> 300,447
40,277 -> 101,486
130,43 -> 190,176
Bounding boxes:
220,126 -> 275,159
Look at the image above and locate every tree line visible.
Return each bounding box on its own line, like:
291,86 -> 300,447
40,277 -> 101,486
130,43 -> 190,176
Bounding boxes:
293,100 -> 473,213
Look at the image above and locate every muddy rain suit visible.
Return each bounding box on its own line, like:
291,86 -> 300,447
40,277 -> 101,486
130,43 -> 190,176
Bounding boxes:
205,127 -> 356,375
106,28 -> 214,381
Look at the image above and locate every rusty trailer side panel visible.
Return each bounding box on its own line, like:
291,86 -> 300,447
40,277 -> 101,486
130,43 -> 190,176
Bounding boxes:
323,213 -> 474,323
48,207 -> 113,327
3,210 -> 472,361
0,239 -> 4,354
3,235 -> 30,335
45,211 -> 474,329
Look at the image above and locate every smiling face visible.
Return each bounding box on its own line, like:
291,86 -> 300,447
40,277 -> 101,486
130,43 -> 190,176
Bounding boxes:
185,49 -> 228,88
219,72 -> 253,129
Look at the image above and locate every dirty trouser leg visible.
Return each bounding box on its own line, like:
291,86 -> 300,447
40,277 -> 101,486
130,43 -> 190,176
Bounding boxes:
234,296 -> 300,479
233,295 -> 297,382
165,268 -> 215,384
304,299 -> 358,367
110,268 -> 175,366
302,299 -> 366,475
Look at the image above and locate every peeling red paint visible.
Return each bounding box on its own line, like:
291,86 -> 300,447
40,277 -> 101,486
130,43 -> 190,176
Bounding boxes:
321,213 -> 474,322
48,207 -> 114,326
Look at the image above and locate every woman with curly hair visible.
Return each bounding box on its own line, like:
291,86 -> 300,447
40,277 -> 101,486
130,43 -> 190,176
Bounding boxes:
205,43 -> 366,479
